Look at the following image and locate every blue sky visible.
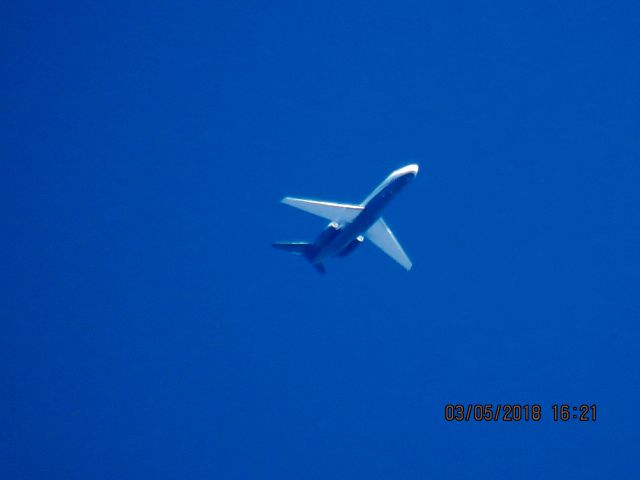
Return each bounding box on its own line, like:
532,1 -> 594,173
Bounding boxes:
2,1 -> 639,478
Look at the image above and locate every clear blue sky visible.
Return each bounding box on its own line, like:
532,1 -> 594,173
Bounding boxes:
2,1 -> 639,478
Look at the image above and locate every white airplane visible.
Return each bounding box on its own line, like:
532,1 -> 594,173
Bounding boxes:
273,164 -> 419,273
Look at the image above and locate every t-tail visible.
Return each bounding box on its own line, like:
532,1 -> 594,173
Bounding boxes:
272,242 -> 326,274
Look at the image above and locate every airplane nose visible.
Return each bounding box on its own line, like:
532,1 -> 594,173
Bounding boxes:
396,164 -> 419,177
388,163 -> 420,183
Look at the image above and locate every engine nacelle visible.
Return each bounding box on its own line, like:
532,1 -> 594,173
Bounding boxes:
338,235 -> 364,256
313,222 -> 341,251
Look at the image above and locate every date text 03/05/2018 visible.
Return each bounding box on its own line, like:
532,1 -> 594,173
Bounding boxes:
444,404 -> 597,422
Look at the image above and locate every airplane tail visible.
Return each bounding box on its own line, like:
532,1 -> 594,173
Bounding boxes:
272,242 -> 311,255
272,242 -> 326,274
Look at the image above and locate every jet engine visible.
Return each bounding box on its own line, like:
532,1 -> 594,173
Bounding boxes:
313,222 -> 341,251
338,235 -> 364,256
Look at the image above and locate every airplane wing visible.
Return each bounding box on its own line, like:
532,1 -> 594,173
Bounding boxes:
282,197 -> 364,223
365,217 -> 413,270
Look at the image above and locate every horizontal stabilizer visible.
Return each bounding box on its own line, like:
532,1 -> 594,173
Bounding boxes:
282,197 -> 363,222
272,242 -> 311,255
273,242 -> 327,274
365,218 -> 412,270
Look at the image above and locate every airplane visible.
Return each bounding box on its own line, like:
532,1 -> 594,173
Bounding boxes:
273,164 -> 419,273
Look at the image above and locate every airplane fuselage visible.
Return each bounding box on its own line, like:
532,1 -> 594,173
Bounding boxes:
306,164 -> 419,265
